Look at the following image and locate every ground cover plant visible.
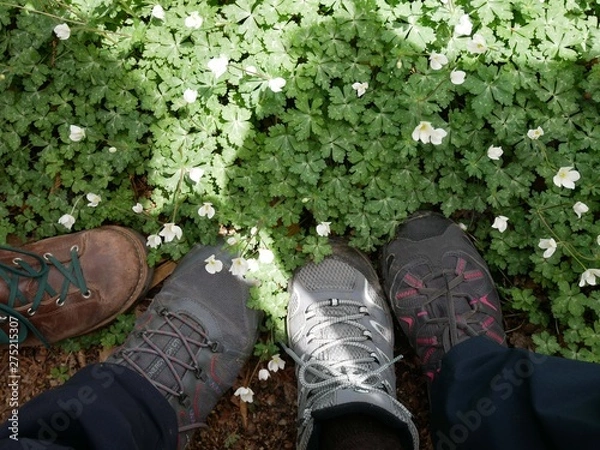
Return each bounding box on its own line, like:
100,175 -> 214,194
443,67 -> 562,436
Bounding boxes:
1,0 -> 600,370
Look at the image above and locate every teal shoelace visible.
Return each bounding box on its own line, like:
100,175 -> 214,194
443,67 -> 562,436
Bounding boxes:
0,245 -> 90,346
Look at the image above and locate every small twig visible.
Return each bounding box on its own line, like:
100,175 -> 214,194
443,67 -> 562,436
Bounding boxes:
0,2 -> 87,25
505,320 -> 525,334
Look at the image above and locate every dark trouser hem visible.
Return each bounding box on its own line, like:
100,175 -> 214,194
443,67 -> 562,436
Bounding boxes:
430,336 -> 600,450
0,363 -> 177,450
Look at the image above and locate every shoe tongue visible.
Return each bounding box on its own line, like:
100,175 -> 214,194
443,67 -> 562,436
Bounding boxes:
139,309 -> 207,392
0,244 -> 81,307
0,252 -> 48,306
334,387 -> 389,407
313,387 -> 394,418
397,255 -> 468,309
314,304 -> 373,371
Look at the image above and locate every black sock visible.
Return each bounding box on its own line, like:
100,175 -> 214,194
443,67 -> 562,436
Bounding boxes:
318,413 -> 408,450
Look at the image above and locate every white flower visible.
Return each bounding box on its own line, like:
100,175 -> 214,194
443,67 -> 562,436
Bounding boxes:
538,238 -> 557,258
527,126 -> 544,140
184,11 -> 203,29
429,52 -> 449,70
250,226 -> 258,236
233,387 -> 254,403
205,255 -> 223,274
430,128 -> 448,145
455,14 -> 473,36
458,223 -> 468,231
53,23 -> 71,40
151,5 -> 165,20
207,55 -> 229,79
491,215 -> 509,233
450,70 -> 466,85
244,65 -> 258,75
351,82 -> 369,97
58,214 -> 75,230
267,353 -> 286,372
132,203 -> 144,214
258,369 -> 270,381
69,125 -> 86,142
411,121 -> 447,145
412,121 -> 434,143
159,223 -> 182,242
247,258 -> 260,272
86,193 -> 101,207
316,222 -> 331,237
597,235 -> 600,246
198,202 -> 215,219
188,167 -> 204,183
487,145 -> 503,160
226,236 -> 238,246
108,146 -> 117,153
268,77 -> 286,92
183,88 -> 198,103
230,257 -> 249,277
146,234 -> 162,249
258,248 -> 275,264
553,167 -> 580,189
579,269 -> 600,287
467,34 -> 487,54
573,201 -> 589,218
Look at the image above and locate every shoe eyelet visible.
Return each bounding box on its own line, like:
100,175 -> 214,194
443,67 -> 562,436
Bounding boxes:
70,245 -> 79,253
81,290 -> 91,299
12,257 -> 22,265
43,252 -> 53,261
27,308 -> 36,316
56,298 -> 66,307
193,366 -> 206,380
210,342 -> 221,353
159,307 -> 169,317
0,315 -> 7,323
178,392 -> 189,406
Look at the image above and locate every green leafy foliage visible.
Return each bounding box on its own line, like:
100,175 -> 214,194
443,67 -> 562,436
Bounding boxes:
1,0 -> 600,359
49,366 -> 70,383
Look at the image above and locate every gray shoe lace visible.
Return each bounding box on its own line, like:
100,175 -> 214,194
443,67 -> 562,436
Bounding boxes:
116,306 -> 220,432
0,245 -> 90,346
284,298 -> 412,425
407,268 -> 489,352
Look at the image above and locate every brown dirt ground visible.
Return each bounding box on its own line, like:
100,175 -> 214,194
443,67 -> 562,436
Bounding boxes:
0,289 -> 537,450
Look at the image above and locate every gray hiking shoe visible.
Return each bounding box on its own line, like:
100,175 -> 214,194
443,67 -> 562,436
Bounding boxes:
106,244 -> 261,449
381,211 -> 506,382
285,240 -> 419,450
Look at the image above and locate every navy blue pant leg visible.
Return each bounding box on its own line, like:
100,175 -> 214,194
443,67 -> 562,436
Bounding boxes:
430,336 -> 600,450
0,363 -> 177,450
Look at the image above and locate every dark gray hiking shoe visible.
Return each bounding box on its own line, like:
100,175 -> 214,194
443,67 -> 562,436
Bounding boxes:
286,240 -> 419,450
106,244 -> 261,450
381,211 -> 506,382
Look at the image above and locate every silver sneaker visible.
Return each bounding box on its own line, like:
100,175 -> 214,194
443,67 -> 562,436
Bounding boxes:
285,241 -> 419,450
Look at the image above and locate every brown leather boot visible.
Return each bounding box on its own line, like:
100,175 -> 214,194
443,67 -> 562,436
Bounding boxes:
0,226 -> 152,346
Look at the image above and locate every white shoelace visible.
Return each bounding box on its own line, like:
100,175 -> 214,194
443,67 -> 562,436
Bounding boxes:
283,298 -> 412,425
